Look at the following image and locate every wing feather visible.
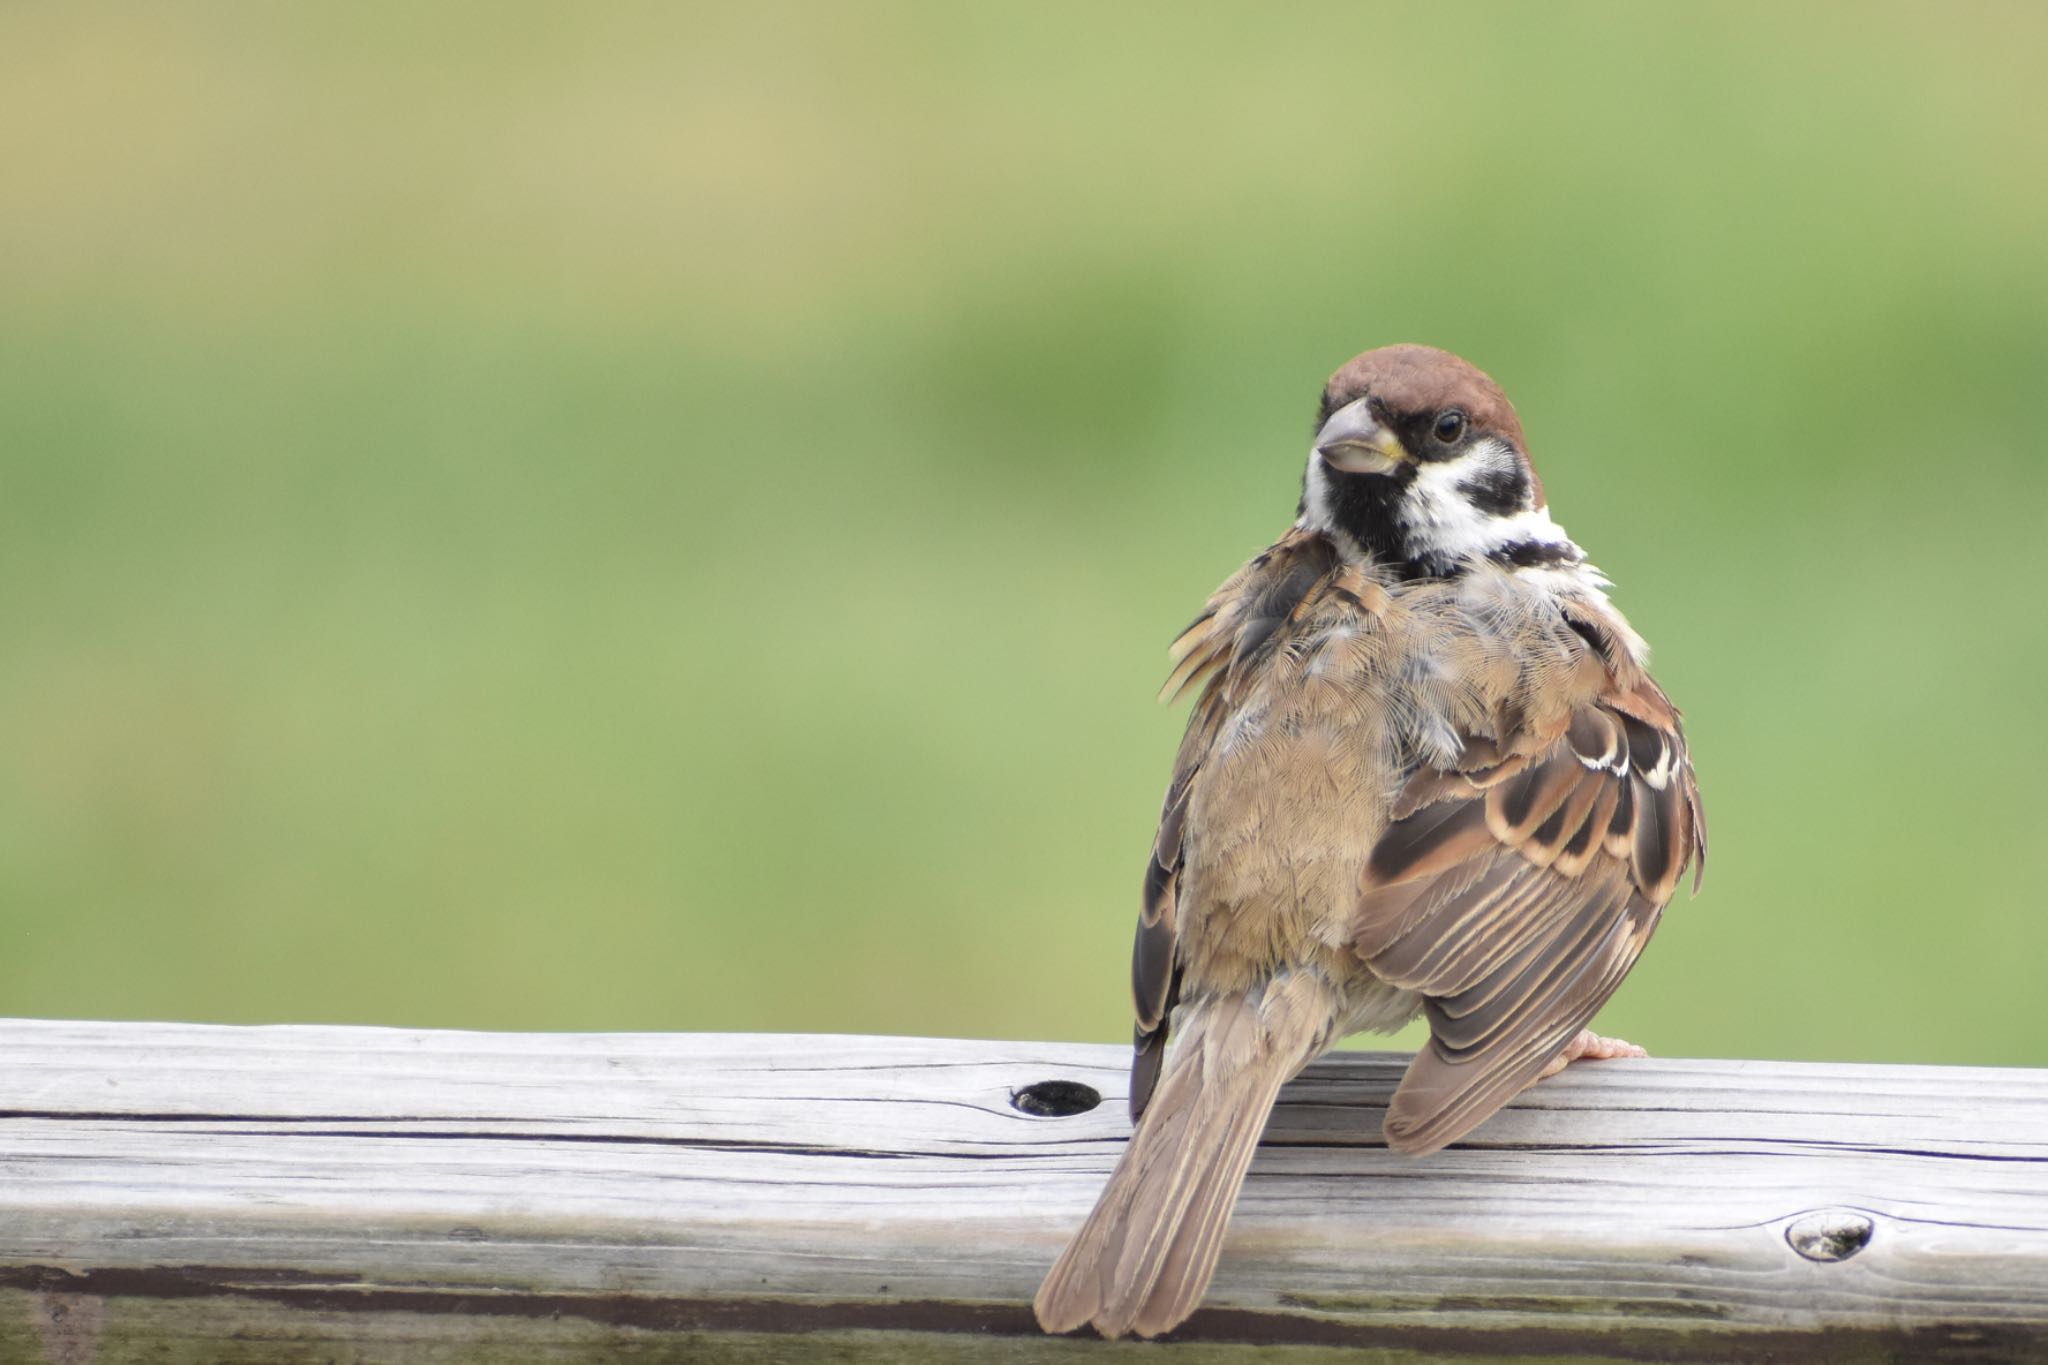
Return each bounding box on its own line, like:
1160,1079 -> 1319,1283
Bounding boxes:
1355,676 -> 1703,1154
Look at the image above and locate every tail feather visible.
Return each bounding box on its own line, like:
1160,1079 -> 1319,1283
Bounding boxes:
1034,978 -> 1333,1339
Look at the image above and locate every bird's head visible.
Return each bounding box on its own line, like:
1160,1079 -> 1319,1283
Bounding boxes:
1299,344 -> 1583,579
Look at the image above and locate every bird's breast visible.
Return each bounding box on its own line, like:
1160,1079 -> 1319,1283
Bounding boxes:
1172,574 -> 1592,998
1176,622 -> 1407,995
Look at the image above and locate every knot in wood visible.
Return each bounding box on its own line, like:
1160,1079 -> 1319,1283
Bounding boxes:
1009,1079 -> 1101,1118
1785,1208 -> 1875,1262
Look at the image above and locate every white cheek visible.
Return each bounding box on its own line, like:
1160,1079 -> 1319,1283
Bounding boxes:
1400,439 -> 1574,561
1297,450 -> 1333,530
1402,441 -> 1520,525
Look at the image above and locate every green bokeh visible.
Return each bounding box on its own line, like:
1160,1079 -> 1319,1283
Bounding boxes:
3,4 -> 2044,1064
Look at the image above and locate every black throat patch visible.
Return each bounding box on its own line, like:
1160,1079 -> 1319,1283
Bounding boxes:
1314,461 -> 1481,580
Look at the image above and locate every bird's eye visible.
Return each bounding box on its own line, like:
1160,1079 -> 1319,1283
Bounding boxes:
1433,410 -> 1467,445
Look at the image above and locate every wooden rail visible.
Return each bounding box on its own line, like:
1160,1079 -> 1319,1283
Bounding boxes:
0,1020 -> 2042,1362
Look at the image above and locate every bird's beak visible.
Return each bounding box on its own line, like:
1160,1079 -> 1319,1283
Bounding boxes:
1314,398 -> 1409,476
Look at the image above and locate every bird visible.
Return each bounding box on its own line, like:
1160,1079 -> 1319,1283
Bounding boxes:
1033,344 -> 1705,1339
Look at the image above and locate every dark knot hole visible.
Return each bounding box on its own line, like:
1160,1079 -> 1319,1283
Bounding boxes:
1010,1079 -> 1101,1118
1786,1209 -> 1876,1263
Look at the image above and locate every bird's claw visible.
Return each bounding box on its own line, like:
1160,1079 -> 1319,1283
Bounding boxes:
1537,1028 -> 1648,1081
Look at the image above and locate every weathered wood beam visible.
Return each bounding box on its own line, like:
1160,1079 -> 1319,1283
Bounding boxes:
0,1019 -> 2042,1362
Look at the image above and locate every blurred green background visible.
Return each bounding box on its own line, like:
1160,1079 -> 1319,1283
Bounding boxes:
3,4 -> 2044,1066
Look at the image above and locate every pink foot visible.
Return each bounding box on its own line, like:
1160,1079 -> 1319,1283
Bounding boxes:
1537,1028 -> 1648,1081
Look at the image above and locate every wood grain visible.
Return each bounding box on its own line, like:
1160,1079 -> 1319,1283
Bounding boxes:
0,1019 -> 2041,1361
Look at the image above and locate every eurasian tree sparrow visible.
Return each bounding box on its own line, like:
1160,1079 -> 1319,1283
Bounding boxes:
1036,344 -> 1706,1339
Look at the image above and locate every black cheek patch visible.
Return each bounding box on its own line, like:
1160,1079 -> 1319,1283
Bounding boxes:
1456,464 -> 1530,515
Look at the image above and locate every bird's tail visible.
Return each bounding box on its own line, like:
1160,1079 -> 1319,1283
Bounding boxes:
1033,974 -> 1335,1339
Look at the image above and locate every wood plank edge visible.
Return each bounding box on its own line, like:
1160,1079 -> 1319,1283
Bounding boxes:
2,1267 -> 2039,1363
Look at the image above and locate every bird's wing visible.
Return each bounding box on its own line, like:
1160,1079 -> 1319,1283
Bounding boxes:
1351,675 -> 1706,1153
1130,530 -> 1341,1120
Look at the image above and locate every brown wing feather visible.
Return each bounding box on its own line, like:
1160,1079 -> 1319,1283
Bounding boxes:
1129,697 -> 1212,1119
1131,531 -> 1342,1120
1354,678 -> 1703,1154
